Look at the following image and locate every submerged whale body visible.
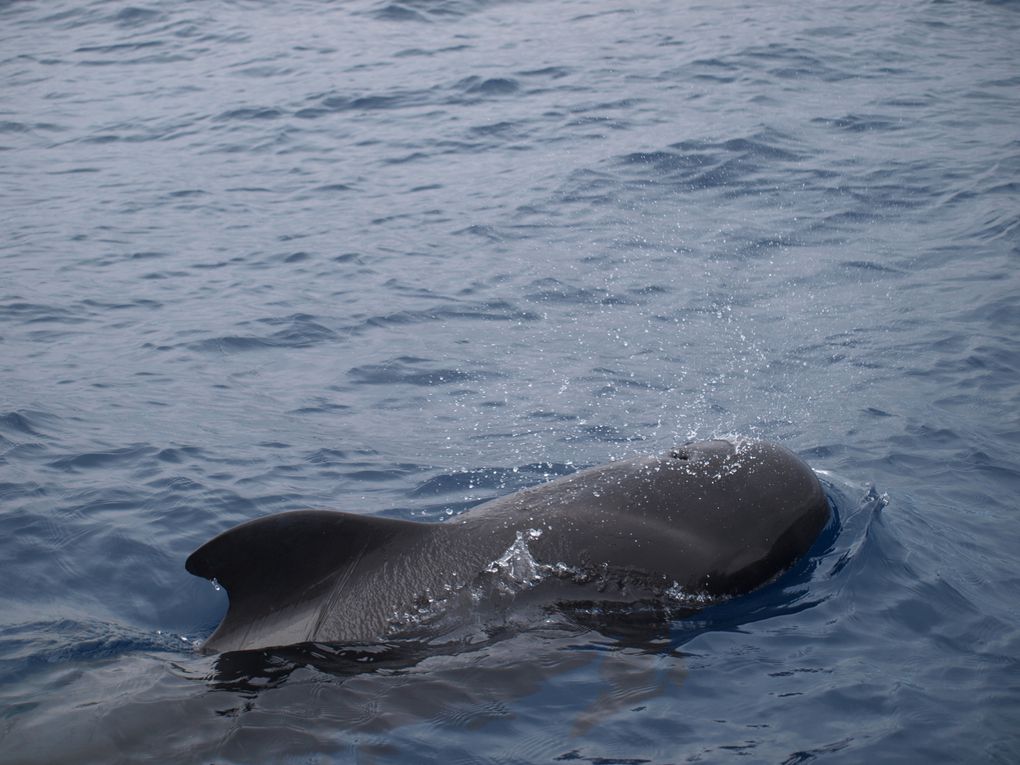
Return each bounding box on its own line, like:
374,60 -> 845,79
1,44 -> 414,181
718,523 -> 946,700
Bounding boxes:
186,439 -> 829,653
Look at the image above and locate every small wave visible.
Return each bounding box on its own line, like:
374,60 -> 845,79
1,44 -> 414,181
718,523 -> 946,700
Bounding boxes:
0,618 -> 190,686
583,130 -> 805,198
0,121 -> 32,134
186,314 -> 339,353
111,6 -> 163,28
74,41 -> 163,54
740,43 -> 853,82
47,444 -> 157,472
812,113 -> 906,133
312,183 -> 352,193
315,89 -> 435,113
349,357 -> 498,386
455,76 -> 520,97
364,0 -> 499,22
369,3 -> 431,22
0,301 -> 79,324
469,120 -> 522,138
215,107 -> 285,122
518,66 -> 571,79
412,469 -> 519,497
840,259 -> 903,274
361,300 -> 538,328
0,410 -> 58,440
411,462 -> 575,498
524,277 -> 634,306
813,472 -> 888,581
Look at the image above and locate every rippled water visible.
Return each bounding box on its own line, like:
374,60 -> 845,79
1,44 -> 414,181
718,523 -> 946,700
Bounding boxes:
2,0 -> 1019,762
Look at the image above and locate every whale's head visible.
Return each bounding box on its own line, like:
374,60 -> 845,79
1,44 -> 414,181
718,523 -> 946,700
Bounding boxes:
525,438 -> 830,601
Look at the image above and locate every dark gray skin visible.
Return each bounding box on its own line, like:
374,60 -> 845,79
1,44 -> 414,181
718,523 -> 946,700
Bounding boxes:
186,439 -> 829,653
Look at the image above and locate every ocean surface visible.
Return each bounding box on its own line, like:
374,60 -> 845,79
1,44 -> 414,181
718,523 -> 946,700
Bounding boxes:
2,0 -> 1018,762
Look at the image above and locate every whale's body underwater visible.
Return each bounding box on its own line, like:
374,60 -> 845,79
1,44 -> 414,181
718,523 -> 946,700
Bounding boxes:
187,439 -> 829,653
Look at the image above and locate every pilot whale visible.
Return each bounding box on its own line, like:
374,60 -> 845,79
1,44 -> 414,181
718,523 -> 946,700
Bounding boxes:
186,439 -> 829,653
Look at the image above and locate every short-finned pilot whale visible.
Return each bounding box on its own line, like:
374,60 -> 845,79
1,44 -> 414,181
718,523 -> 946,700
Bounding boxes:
186,439 -> 829,653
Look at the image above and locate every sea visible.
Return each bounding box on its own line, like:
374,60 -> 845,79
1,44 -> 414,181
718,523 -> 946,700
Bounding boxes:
1,0 -> 1018,762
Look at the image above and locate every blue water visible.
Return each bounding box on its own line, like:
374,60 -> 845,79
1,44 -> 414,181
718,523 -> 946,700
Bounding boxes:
2,0 -> 1018,761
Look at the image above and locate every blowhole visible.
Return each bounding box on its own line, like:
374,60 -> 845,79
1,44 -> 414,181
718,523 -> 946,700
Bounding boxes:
670,449 -> 690,460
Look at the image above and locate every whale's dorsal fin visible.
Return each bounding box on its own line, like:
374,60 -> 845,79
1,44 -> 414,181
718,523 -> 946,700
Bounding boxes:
186,510 -> 429,652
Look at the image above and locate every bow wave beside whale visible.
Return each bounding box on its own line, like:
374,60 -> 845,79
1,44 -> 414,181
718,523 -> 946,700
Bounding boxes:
186,439 -> 830,653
